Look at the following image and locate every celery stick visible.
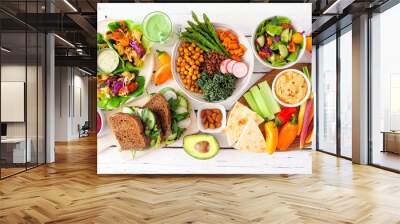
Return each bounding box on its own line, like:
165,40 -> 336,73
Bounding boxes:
258,81 -> 281,114
244,92 -> 262,117
250,86 -> 272,119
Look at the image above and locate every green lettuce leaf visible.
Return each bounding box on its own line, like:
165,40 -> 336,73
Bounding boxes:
97,76 -> 145,110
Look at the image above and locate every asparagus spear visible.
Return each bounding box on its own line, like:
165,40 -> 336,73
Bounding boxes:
187,21 -> 217,46
180,36 -> 210,52
191,11 -> 208,32
202,13 -> 230,57
181,32 -> 222,53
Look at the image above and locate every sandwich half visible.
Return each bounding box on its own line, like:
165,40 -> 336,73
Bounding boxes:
109,88 -> 191,150
108,112 -> 150,150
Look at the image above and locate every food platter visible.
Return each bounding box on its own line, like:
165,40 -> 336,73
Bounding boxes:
96,3 -> 313,174
238,63 -> 312,150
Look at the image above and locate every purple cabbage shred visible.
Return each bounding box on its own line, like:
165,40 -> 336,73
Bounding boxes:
129,40 -> 145,58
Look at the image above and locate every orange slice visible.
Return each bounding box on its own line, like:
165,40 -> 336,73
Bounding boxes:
152,64 -> 172,85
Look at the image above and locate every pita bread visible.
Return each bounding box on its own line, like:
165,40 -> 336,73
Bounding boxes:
225,102 -> 264,146
234,118 -> 265,152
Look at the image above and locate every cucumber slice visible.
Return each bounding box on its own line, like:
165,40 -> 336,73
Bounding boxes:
176,106 -> 188,114
177,95 -> 188,109
162,89 -> 177,101
97,48 -> 119,73
121,107 -> 136,115
281,28 -> 290,43
250,86 -> 272,119
165,133 -> 178,144
258,81 -> 281,114
142,108 -> 156,130
278,44 -> 288,58
244,92 -> 263,117
256,35 -> 265,47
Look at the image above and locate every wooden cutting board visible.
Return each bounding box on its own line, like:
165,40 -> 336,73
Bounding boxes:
238,63 -> 312,150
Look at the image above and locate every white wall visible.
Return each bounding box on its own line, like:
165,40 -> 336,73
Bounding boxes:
1,63 -> 46,163
54,66 -> 89,141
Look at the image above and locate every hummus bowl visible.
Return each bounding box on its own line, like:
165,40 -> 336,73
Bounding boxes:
271,69 -> 310,108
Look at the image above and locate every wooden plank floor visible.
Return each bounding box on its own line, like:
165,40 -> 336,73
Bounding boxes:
0,136 -> 400,224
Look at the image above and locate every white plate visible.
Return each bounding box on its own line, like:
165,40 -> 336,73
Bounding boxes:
171,23 -> 254,106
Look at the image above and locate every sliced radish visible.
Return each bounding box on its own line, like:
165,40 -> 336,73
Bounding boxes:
232,62 -> 248,78
226,60 -> 237,74
220,59 -> 231,74
225,59 -> 232,73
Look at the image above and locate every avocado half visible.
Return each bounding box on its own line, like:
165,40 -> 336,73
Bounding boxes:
183,134 -> 220,160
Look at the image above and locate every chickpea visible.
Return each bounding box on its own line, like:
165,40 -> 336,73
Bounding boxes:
175,42 -> 206,92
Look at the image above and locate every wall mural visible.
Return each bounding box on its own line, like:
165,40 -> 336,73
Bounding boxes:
96,3 -> 313,174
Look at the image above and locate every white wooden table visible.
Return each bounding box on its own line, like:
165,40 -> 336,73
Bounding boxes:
97,3 -> 312,174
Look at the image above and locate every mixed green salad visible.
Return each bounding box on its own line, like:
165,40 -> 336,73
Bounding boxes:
254,16 -> 304,67
97,20 -> 150,110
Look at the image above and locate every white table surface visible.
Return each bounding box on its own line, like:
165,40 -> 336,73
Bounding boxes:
97,3 -> 312,174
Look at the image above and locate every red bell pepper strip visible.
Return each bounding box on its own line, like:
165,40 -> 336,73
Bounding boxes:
288,41 -> 296,53
275,107 -> 298,126
112,29 -> 124,41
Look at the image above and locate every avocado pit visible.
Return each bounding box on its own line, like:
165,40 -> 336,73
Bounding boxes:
195,141 -> 210,153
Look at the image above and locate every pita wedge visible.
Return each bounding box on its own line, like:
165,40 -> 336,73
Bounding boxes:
234,118 -> 265,152
225,102 -> 264,146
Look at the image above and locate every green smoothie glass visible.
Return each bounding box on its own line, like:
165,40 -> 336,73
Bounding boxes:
142,11 -> 173,44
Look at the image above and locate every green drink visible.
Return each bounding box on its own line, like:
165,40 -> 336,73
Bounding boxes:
142,11 -> 172,43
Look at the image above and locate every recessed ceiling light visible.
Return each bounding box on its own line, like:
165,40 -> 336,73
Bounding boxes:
1,47 -> 11,53
54,34 -> 75,48
77,67 -> 92,76
63,0 -> 78,12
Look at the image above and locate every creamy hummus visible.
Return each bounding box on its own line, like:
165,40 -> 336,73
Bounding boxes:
274,70 -> 308,105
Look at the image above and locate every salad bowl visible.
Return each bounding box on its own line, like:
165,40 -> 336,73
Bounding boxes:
172,23 -> 254,106
252,16 -> 306,70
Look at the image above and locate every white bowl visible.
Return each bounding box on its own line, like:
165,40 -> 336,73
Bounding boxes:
197,104 -> 226,133
251,17 -> 306,70
271,69 -> 311,108
172,23 -> 254,105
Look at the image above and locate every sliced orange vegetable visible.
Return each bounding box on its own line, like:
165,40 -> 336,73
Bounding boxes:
267,37 -> 273,47
277,116 -> 298,150
300,97 -> 314,148
152,64 -> 172,85
306,36 -> 312,53
288,41 -> 296,53
157,50 -> 171,65
217,29 -> 246,60
119,37 -> 130,47
305,126 -> 314,144
292,32 -> 304,44
265,121 -> 279,154
297,101 -> 307,136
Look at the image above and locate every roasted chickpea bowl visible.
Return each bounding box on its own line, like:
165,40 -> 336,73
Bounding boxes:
196,104 -> 226,133
172,23 -> 254,106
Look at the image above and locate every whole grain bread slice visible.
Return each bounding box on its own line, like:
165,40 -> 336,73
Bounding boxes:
145,93 -> 172,138
108,112 -> 149,150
